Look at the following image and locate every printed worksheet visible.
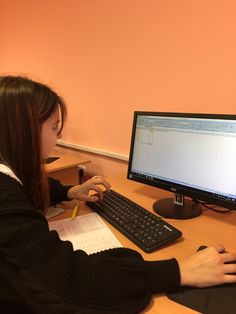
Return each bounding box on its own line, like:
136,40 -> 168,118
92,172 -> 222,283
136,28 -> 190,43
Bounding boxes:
48,213 -> 122,254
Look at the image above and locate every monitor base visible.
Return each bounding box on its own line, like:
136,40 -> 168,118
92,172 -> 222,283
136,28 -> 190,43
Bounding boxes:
153,198 -> 202,220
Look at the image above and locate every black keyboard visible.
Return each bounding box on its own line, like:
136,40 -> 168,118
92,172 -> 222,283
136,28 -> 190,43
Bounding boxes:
86,189 -> 182,253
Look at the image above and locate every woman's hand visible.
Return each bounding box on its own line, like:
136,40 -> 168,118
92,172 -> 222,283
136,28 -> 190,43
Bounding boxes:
67,176 -> 111,202
178,245 -> 236,288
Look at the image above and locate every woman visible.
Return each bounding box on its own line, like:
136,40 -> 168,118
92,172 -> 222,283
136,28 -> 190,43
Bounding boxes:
0,75 -> 236,314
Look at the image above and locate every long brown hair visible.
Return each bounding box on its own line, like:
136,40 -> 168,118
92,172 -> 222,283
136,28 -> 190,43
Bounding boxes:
0,75 -> 67,212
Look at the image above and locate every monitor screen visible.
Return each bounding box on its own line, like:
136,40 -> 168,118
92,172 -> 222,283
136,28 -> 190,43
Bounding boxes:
127,112 -> 236,219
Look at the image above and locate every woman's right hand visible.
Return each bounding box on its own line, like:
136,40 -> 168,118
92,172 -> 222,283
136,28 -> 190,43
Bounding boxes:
178,245 -> 236,288
67,175 -> 111,202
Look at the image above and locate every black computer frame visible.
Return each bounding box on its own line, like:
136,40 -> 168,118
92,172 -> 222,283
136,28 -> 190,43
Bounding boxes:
127,111 -> 236,219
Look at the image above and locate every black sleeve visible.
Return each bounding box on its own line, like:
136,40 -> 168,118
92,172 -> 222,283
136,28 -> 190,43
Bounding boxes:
0,174 -> 181,313
0,213 -> 180,313
48,176 -> 73,205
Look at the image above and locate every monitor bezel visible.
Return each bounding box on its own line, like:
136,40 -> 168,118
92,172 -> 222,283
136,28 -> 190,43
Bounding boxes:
127,111 -> 236,211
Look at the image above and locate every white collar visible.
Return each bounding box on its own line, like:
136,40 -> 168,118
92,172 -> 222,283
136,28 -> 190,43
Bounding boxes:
0,164 -> 22,185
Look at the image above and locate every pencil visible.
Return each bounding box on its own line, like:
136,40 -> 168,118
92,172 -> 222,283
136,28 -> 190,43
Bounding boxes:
71,203 -> 79,219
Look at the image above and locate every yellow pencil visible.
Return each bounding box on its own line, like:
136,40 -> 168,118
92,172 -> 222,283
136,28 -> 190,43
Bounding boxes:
71,203 -> 79,219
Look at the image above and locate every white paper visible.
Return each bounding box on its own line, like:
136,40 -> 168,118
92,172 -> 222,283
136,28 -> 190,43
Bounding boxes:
48,213 -> 122,254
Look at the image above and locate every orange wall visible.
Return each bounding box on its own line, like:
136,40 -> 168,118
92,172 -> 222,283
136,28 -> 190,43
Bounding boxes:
2,0 -> 236,158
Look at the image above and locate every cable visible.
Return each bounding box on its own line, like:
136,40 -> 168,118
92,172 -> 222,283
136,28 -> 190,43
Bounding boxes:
192,199 -> 232,213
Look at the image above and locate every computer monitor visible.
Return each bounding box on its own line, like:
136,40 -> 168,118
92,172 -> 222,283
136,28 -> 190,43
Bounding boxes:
127,111 -> 236,219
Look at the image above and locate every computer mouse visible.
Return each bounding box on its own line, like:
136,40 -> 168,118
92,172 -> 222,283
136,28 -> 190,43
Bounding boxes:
197,245 -> 208,251
197,245 -> 236,265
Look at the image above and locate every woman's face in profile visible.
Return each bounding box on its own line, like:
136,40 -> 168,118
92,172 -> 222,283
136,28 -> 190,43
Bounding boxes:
41,107 -> 62,158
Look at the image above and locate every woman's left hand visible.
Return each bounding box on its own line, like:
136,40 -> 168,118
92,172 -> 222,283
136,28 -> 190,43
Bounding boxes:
67,176 -> 111,202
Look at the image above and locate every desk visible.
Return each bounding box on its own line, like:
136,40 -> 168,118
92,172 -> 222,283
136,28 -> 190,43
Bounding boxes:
45,151 -> 90,185
50,172 -> 236,314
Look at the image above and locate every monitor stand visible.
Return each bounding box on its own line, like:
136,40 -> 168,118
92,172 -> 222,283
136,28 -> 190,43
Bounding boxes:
153,193 -> 202,219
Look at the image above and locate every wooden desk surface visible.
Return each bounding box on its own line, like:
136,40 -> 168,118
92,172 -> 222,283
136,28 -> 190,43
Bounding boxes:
45,151 -> 90,173
50,172 -> 236,314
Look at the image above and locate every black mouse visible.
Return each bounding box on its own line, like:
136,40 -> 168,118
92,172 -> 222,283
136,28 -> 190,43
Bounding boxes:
197,245 -> 236,265
197,245 -> 208,251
